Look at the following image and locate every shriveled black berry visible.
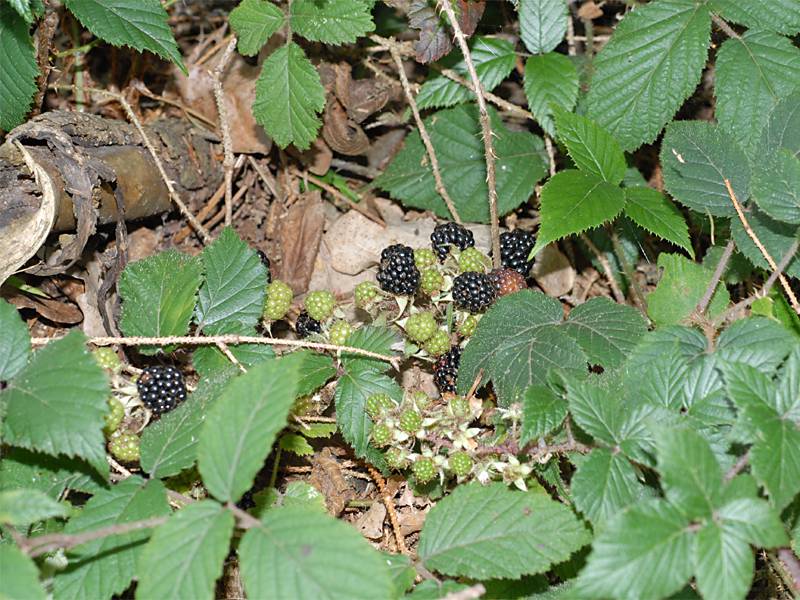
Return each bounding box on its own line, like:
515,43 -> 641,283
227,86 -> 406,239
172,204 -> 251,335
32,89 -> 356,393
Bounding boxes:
452,271 -> 496,313
376,244 -> 420,295
256,250 -> 272,284
434,347 -> 461,394
137,366 -> 186,414
431,222 -> 474,261
295,311 -> 322,338
499,230 -> 536,276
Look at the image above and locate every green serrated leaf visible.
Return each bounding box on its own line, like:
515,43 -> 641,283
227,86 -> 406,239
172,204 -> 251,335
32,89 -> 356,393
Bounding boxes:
0,4 -> 38,131
64,0 -> 184,71
0,447 -> 106,498
715,30 -> 800,158
377,104 -> 547,223
656,428 -> 722,518
193,323 -> 275,378
0,544 -> 46,600
523,52 -> 579,137
660,120 -> 749,217
627,325 -> 708,371
0,488 -> 67,526
777,346 -> 800,419
198,357 -> 299,503
292,350 -> 336,396
341,325 -> 398,371
730,205 -> 800,279
647,253 -> 730,326
335,362 -> 402,458
571,448 -> 643,529
623,187 -> 693,256
752,150 -> 800,225
585,0 -> 711,151
140,368 -> 235,478
576,500 -> 694,599
520,385 -> 567,444
290,0 -> 374,45
419,482 -> 589,579
53,477 -> 170,600
253,42 -> 325,150
760,92 -> 800,157
562,297 -> 647,369
518,0 -> 568,55
0,298 -> 29,381
718,497 -> 789,549
417,37 -> 516,110
240,505 -> 393,600
694,520 -> 753,600
457,291 -> 587,403
2,331 -> 108,477
6,0 -> 39,22
534,170 -> 626,252
716,317 -> 796,374
710,0 -> 800,36
229,0 -> 285,56
137,500 -> 234,600
118,250 -> 203,354
279,433 -> 313,456
553,107 -> 626,184
196,227 -> 267,333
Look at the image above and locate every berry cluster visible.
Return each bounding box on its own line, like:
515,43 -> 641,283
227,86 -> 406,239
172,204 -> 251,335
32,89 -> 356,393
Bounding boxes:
137,366 -> 186,414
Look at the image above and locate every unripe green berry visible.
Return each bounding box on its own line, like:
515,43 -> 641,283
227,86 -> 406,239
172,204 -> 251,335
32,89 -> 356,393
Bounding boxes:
304,290 -> 335,321
93,347 -> 121,372
424,329 -> 451,356
385,447 -> 409,469
264,280 -> 293,321
413,457 -> 436,483
354,281 -> 378,307
371,423 -> 392,447
109,432 -> 140,463
448,451 -> 473,477
399,409 -> 423,434
420,268 -> 444,295
365,393 -> 395,419
411,391 -> 432,411
328,320 -> 352,346
414,248 -> 437,270
458,314 -> 478,337
104,397 -> 125,435
450,396 -> 470,418
405,312 -> 437,343
458,247 -> 490,273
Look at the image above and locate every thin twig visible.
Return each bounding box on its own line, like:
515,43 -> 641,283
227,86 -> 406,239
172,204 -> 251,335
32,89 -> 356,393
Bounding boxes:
364,464 -> 408,555
211,36 -> 239,226
711,14 -> 741,40
776,548 -> 800,592
717,238 -> 800,324
216,341 -> 247,372
544,135 -> 557,177
21,517 -> 168,558
723,451 -> 749,482
437,1 -> 501,266
725,179 -> 799,314
696,239 -> 735,316
51,84 -> 211,243
443,584 -> 486,600
31,334 -> 398,366
376,34 -> 462,224
293,168 -> 385,227
580,234 -> 626,304
225,501 -> 261,529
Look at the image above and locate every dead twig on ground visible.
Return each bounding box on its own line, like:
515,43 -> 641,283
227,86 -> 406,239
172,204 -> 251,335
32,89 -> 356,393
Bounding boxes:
210,36 -> 239,226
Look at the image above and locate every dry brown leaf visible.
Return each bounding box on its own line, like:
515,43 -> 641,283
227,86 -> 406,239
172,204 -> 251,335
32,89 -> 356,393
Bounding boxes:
308,448 -> 354,517
355,501 -> 387,540
3,290 -> 84,324
322,98 -> 370,156
277,192 -> 326,294
578,1 -> 604,20
532,245 -> 576,297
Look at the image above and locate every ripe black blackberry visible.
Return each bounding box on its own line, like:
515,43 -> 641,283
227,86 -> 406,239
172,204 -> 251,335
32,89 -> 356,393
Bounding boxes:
256,250 -> 272,284
137,366 -> 186,414
499,230 -> 536,275
295,311 -> 322,338
452,271 -> 496,313
434,347 -> 461,394
431,222 -> 475,261
376,244 -> 420,295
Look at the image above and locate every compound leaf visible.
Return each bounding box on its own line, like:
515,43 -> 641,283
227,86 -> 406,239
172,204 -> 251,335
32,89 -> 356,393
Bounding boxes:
694,521 -> 753,600
518,0 -> 568,55
752,150 -> 800,224
571,448 -> 643,529
419,482 -> 590,579
253,42 -> 325,150
240,505 -> 393,600
553,107 -> 626,184
290,0 -> 374,45
520,385 -> 568,444
0,4 -> 38,131
623,186 -> 693,256
586,0 -> 711,150
523,52 -> 579,137
710,0 -> 800,36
